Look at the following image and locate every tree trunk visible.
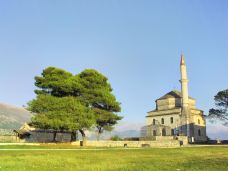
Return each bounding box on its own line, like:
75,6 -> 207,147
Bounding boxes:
79,129 -> 86,146
53,131 -> 57,142
97,133 -> 101,141
70,131 -> 78,142
96,127 -> 103,141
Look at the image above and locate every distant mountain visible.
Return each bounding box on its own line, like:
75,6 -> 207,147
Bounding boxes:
207,124 -> 228,140
0,103 -> 32,134
86,129 -> 140,140
113,130 -> 140,138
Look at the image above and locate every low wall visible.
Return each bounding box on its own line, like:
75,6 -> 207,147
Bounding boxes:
25,131 -> 72,143
155,136 -> 189,145
0,135 -> 19,143
72,140 -> 182,148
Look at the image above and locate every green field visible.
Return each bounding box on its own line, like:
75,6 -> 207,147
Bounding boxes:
0,146 -> 227,171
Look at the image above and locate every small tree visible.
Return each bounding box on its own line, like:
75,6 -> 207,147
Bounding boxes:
208,89 -> 228,126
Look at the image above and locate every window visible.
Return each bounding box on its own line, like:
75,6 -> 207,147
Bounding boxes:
198,129 -> 201,136
162,128 -> 166,136
153,119 -> 156,125
171,129 -> 174,136
198,119 -> 200,125
170,117 -> 174,124
153,130 -> 156,136
161,118 -> 164,124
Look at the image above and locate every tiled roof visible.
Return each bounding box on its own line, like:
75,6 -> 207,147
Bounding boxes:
156,90 -> 194,101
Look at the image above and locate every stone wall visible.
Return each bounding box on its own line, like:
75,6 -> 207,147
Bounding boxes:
25,131 -> 72,143
0,135 -> 18,143
72,138 -> 186,147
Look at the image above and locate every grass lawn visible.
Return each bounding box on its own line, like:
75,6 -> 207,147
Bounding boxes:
0,146 -> 227,171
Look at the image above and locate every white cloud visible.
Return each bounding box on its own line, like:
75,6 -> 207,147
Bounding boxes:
114,121 -> 145,132
207,124 -> 228,140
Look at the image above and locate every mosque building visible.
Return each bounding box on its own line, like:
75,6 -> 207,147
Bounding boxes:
145,54 -> 207,143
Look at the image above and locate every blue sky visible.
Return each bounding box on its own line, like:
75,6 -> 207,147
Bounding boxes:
0,1 -> 227,138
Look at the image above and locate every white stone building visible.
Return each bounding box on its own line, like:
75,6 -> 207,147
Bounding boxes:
145,54 -> 207,143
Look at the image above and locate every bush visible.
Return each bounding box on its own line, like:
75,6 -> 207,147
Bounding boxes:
110,135 -> 122,141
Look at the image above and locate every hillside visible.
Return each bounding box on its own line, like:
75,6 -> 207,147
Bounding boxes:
86,129 -> 140,140
0,103 -> 32,134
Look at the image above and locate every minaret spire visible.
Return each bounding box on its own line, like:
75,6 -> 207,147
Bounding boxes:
180,53 -> 190,137
180,53 -> 185,65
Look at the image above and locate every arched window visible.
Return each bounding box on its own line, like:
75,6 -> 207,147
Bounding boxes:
162,128 -> 166,136
161,118 -> 164,124
171,129 -> 174,136
170,117 -> 174,124
198,129 -> 201,136
153,119 -> 156,125
153,130 -> 156,136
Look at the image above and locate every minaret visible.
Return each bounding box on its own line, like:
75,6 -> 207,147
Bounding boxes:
180,53 -> 189,108
180,53 -> 190,137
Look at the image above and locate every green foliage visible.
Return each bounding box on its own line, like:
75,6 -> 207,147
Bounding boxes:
28,67 -> 122,139
29,94 -> 95,131
78,69 -> 122,135
208,89 -> 228,126
110,135 -> 122,141
34,67 -> 81,97
94,108 -> 123,133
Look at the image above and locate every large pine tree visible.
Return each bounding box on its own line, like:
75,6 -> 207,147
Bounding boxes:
28,67 -> 122,142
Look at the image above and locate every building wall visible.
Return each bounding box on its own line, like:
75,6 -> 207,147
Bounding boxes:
146,113 -> 180,137
192,114 -> 207,142
192,113 -> 206,126
146,108 -> 207,142
147,114 -> 180,129
193,125 -> 207,142
189,99 -> 196,109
